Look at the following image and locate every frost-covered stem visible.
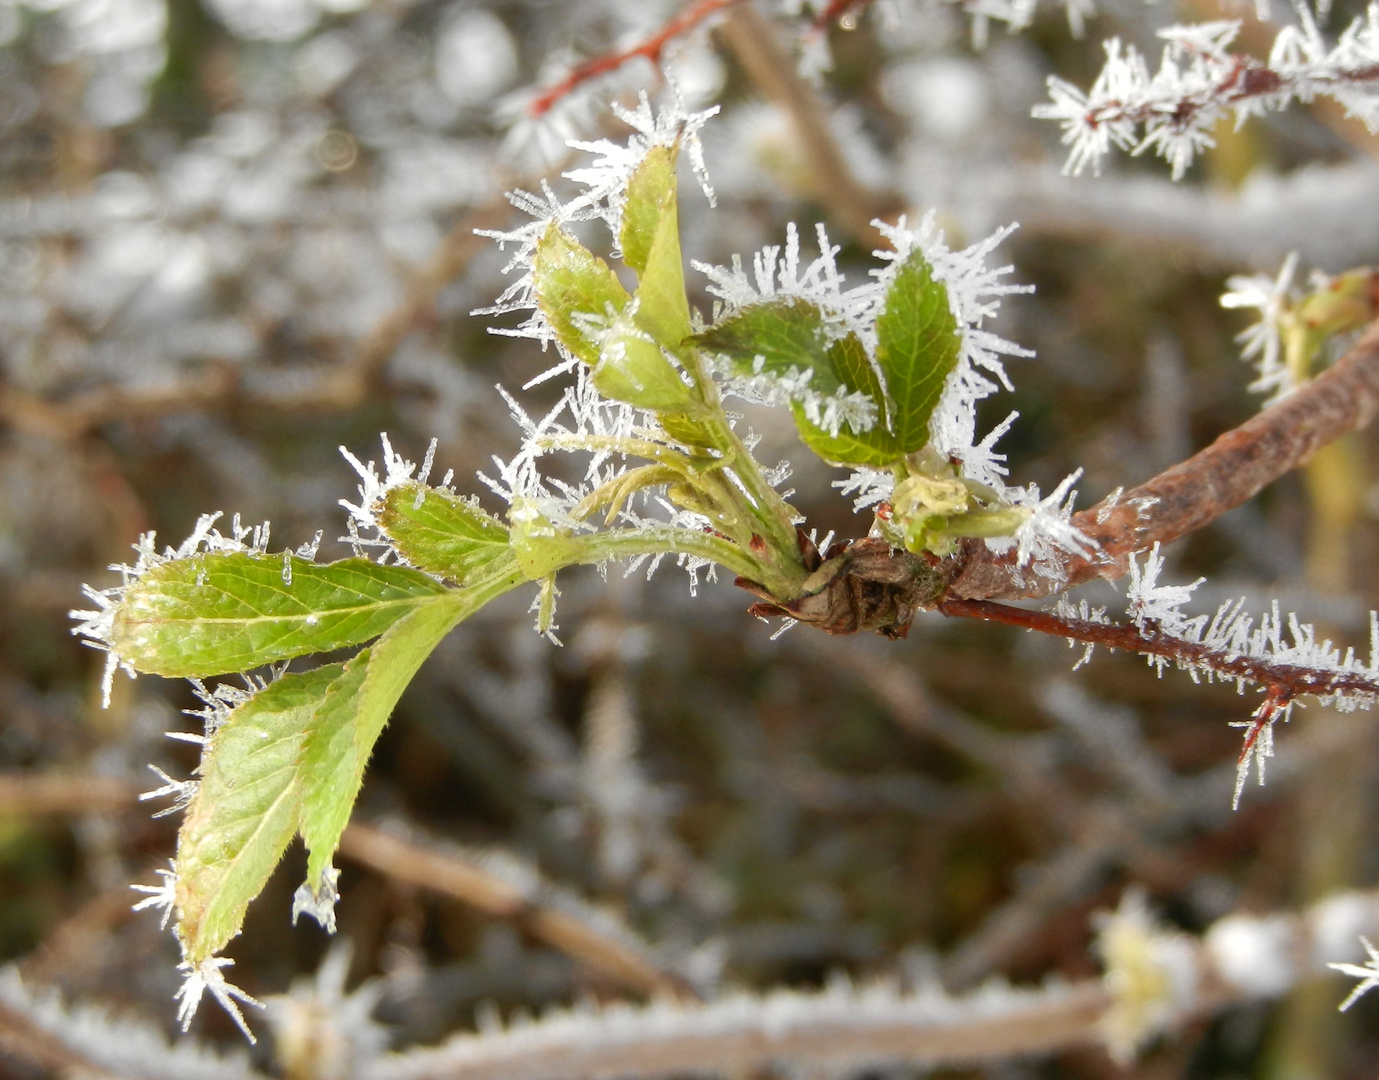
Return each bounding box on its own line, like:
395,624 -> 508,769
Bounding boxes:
948,316 -> 1379,602
0,996 -> 131,1079
365,981 -> 1110,1080
938,598 -> 1379,700
337,822 -> 692,999
529,0 -> 746,116
1071,56 -> 1379,145
577,527 -> 766,584
680,349 -> 812,595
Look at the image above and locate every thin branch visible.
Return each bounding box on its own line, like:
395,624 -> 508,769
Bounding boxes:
938,598 -> 1379,701
0,967 -> 268,1080
365,979 -> 1110,1080
947,316 -> 1379,602
362,885 -> 1379,1080
529,0 -> 745,116
715,4 -> 904,247
337,820 -> 694,1000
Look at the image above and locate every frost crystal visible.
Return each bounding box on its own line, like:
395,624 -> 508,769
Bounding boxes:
1221,253 -> 1299,403
1330,936 -> 1379,1011
175,956 -> 264,1043
139,764 -> 199,820
1035,10 -> 1379,179
291,865 -> 341,933
130,861 -> 179,931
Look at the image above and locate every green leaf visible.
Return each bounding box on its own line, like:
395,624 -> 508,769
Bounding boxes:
693,299 -> 845,395
657,410 -> 721,449
113,554 -> 449,677
591,331 -> 692,410
297,568 -> 520,890
378,483 -> 511,584
792,335 -> 900,467
533,222 -> 630,365
174,665 -> 342,962
875,249 -> 961,453
295,597 -> 461,891
620,145 -> 677,276
630,196 -> 692,352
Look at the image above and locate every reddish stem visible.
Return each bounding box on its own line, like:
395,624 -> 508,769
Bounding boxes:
937,598 -> 1379,701
530,0 -> 746,116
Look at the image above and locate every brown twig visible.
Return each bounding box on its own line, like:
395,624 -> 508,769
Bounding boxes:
947,315 -> 1379,602
0,774 -> 138,815
715,4 -> 904,247
937,598 -> 1379,701
529,0 -> 746,116
337,820 -> 695,1000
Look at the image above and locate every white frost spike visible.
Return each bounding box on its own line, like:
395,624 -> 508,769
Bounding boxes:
292,865 -> 341,934
1330,936 -> 1379,1011
175,956 -> 263,1043
1221,253 -> 1300,404
1126,542 -> 1206,635
130,861 -> 179,930
138,765 -> 198,820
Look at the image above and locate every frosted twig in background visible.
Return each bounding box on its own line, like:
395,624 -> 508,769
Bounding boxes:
337,819 -> 692,999
1035,15 -> 1379,179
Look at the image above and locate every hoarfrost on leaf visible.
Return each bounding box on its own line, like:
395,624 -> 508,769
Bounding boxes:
175,956 -> 264,1043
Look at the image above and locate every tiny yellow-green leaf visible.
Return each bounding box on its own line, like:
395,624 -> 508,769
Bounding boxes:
533,222 -> 630,366
378,482 -> 511,584
620,145 -> 678,276
592,332 -> 692,410
298,586 -> 504,890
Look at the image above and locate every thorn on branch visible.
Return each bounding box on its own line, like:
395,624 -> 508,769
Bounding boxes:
1231,684 -> 1293,810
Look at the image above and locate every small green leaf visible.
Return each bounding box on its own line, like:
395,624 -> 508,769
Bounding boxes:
378,483 -> 511,584
875,249 -> 961,453
630,194 -> 692,350
592,331 -> 692,410
620,145 -> 677,276
533,222 -> 630,365
297,591 -> 475,890
693,299 -> 845,395
792,335 -> 900,467
657,410 -> 721,449
174,665 -> 342,962
113,555 -> 450,677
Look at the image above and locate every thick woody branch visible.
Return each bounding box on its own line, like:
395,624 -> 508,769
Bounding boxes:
948,315 -> 1379,602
